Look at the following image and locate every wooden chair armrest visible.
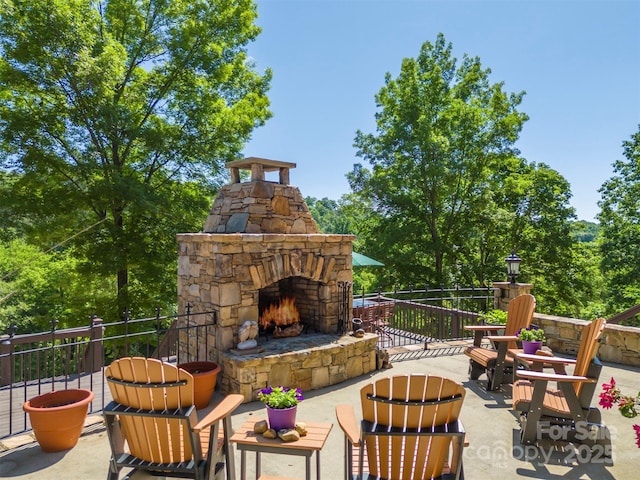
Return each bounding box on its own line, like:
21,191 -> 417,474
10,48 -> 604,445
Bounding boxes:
193,394 -> 244,432
515,353 -> 577,365
336,404 -> 360,445
515,370 -> 597,383
486,335 -> 518,342
464,325 -> 506,332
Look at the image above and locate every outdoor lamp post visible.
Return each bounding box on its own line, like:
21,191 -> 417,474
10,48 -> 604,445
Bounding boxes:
506,251 -> 522,284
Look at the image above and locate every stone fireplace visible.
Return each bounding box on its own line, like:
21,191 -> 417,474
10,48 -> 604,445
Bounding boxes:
176,158 -> 378,402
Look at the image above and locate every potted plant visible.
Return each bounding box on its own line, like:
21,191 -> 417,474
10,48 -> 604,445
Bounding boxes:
177,361 -> 221,409
257,385 -> 304,431
23,388 -> 94,452
517,324 -> 546,354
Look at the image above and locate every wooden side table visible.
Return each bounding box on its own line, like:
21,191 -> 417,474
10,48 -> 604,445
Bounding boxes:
230,419 -> 333,480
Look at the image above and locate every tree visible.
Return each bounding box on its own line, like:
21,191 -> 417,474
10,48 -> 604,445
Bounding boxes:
598,125 -> 640,316
0,0 -> 271,320
351,33 -> 528,286
571,220 -> 601,243
306,194 -> 384,294
489,159 -> 593,316
306,194 -> 377,237
305,197 -> 348,234
349,34 -> 585,317
0,238 -> 81,332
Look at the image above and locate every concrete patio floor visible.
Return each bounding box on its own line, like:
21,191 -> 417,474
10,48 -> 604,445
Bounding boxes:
0,350 -> 638,480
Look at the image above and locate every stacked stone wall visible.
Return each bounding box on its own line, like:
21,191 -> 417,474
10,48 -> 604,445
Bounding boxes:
534,313 -> 640,367
177,233 -> 354,352
203,182 -> 318,234
219,333 -> 378,402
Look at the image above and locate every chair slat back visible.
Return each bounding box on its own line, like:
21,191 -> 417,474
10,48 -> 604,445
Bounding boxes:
573,317 -> 606,397
360,374 -> 465,480
504,294 -> 537,343
105,357 -> 197,464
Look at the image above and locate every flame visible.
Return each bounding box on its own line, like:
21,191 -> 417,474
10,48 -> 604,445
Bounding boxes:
260,297 -> 300,329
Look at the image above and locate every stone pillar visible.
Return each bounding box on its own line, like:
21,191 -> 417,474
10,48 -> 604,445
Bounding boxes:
493,282 -> 534,311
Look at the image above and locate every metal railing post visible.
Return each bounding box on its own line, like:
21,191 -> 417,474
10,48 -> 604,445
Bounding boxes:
123,308 -> 130,357
0,326 -> 15,387
452,285 -> 461,338
84,316 -> 104,374
50,318 -> 58,390
155,307 -> 162,360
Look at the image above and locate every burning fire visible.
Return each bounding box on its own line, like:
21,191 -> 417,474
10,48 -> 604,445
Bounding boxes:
260,297 -> 300,330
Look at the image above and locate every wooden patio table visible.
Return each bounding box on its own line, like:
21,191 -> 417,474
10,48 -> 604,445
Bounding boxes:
230,419 -> 333,480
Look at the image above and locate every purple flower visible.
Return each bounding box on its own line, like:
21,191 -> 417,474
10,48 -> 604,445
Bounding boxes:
257,385 -> 304,409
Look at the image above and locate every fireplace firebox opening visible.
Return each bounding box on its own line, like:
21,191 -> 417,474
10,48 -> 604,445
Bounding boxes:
258,276 -> 327,337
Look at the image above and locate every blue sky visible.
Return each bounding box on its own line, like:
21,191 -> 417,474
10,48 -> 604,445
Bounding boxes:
242,0 -> 640,221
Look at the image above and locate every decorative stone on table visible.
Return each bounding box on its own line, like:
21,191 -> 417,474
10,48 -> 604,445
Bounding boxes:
254,421 -> 308,442
262,428 -> 278,439
278,429 -> 300,442
253,420 -> 269,434
295,422 -> 308,436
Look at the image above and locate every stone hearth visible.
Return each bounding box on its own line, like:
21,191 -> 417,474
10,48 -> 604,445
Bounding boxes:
219,333 -> 378,401
176,157 -> 376,402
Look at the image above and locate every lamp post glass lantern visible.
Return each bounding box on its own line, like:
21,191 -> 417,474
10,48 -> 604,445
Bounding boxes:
506,251 -> 522,284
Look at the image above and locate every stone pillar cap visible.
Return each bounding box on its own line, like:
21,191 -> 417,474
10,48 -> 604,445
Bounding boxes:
226,157 -> 296,185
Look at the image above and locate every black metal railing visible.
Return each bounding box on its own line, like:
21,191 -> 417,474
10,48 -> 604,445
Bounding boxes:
1,286 -> 496,439
0,306 -> 217,439
352,285 -> 496,348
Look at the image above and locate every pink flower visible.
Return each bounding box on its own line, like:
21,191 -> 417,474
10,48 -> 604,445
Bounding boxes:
599,392 -> 615,409
600,378 -> 640,448
602,377 -> 616,392
599,377 -> 621,409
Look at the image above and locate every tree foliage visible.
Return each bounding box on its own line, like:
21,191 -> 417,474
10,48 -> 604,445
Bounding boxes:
306,194 -> 384,294
349,34 -> 583,316
598,125 -> 640,315
571,220 -> 600,243
0,0 -> 271,321
0,238 -> 82,332
351,33 -> 528,285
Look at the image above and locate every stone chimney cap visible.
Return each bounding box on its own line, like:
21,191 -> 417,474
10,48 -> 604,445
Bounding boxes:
226,157 -> 297,185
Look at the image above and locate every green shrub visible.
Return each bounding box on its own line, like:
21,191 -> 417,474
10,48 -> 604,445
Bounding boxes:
480,309 -> 507,324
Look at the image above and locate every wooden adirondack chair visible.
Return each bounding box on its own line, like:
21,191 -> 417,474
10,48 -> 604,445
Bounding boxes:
512,317 -> 607,445
104,357 -> 243,480
336,374 -> 466,480
463,293 -> 536,391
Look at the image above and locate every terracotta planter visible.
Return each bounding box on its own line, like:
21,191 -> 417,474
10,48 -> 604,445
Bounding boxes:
178,361 -> 221,409
266,405 -> 297,431
23,388 -> 94,452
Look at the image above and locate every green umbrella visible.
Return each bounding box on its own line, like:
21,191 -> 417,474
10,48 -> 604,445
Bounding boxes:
352,252 -> 384,267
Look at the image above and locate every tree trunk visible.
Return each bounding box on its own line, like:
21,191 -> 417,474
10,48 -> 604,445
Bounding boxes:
113,208 -> 129,317
117,268 -> 129,316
